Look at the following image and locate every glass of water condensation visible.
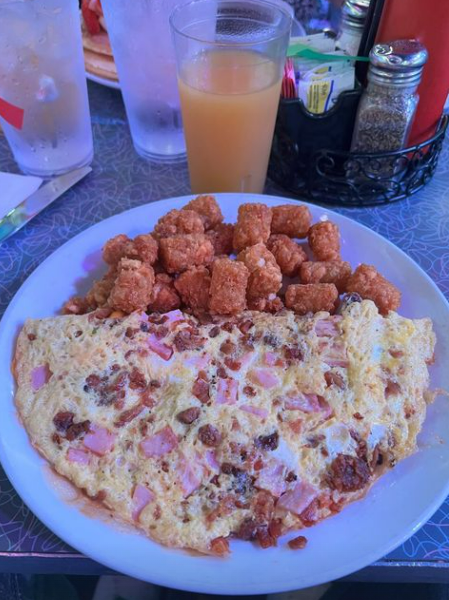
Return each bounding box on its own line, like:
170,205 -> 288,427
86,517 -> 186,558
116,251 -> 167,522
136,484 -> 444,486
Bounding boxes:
0,0 -> 93,177
101,0 -> 188,162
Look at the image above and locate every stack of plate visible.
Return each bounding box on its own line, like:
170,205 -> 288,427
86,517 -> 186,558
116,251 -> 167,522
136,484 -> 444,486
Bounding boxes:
82,21 -> 119,89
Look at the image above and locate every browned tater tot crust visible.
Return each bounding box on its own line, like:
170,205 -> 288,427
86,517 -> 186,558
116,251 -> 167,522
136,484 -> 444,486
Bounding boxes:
248,295 -> 285,313
308,221 -> 341,261
237,243 -> 282,299
108,258 -> 155,313
174,266 -> 211,310
271,204 -> 312,238
267,234 -> 308,277
233,203 -> 272,252
300,260 -> 352,293
103,233 -> 158,266
209,258 -> 249,315
346,264 -> 401,315
206,223 -> 235,255
159,234 -> 214,274
285,283 -> 339,315
153,209 -> 204,239
183,195 -> 224,230
147,273 -> 181,313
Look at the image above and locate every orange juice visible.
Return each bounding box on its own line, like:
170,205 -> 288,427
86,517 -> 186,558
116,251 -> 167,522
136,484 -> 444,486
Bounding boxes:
178,50 -> 282,194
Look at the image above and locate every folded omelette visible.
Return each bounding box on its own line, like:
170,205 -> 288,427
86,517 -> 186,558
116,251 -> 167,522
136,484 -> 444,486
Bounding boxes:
14,300 -> 435,554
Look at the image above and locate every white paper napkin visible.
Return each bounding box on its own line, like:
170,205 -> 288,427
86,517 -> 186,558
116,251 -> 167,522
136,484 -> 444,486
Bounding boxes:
0,172 -> 43,220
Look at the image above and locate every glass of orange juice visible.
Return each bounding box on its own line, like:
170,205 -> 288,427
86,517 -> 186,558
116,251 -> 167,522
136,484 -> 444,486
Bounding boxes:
170,0 -> 291,194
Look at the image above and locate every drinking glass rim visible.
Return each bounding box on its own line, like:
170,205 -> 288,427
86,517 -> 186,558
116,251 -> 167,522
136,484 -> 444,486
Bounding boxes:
169,0 -> 292,47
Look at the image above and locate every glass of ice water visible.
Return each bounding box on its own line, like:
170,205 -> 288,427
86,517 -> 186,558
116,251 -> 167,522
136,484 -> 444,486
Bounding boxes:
0,0 -> 93,177
101,0 -> 187,162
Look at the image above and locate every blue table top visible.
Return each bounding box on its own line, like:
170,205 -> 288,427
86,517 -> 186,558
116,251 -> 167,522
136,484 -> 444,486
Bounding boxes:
0,80 -> 449,582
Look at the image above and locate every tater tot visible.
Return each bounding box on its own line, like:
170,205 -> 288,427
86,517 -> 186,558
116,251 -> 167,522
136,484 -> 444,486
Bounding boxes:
86,268 -> 117,308
300,260 -> 352,293
267,234 -> 307,277
237,243 -> 282,299
159,234 -> 214,274
308,221 -> 341,261
346,264 -> 401,315
271,205 -> 312,238
285,283 -> 338,315
183,195 -> 224,230
248,295 -> 285,313
206,223 -> 235,255
103,233 -> 158,266
147,273 -> 181,313
233,203 -> 272,252
174,266 -> 211,310
153,209 -> 204,239
108,259 -> 155,313
62,296 -> 91,315
209,258 -> 249,315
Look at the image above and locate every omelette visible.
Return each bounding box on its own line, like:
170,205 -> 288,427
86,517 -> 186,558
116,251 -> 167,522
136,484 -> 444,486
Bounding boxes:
14,300 -> 436,555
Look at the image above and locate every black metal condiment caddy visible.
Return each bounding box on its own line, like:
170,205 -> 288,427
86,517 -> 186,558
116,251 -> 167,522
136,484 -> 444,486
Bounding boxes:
268,89 -> 448,207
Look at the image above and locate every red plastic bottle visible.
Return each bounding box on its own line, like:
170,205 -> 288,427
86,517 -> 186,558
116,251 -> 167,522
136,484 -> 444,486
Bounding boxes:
376,0 -> 449,145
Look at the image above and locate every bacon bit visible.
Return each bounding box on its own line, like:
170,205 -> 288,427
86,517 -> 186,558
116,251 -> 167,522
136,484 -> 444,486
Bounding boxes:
141,388 -> 156,408
263,333 -> 280,348
150,379 -> 161,389
389,349 -> 404,358
243,385 -> 256,397
198,424 -> 222,447
210,474 -> 220,487
164,309 -> 185,328
125,327 -> 135,338
129,368 -> 147,390
31,364 -> 52,391
221,321 -> 234,333
353,412 -> 364,420
289,419 -> 303,434
385,380 -> 401,397
224,357 -> 241,371
132,484 -> 155,521
235,518 -> 259,540
210,536 -> 230,556
66,419 -> 91,442
283,345 -> 303,362
114,404 -> 144,427
220,340 -> 236,355
277,481 -> 318,516
327,454 -> 370,492
216,378 -> 238,405
239,319 -> 254,334
253,458 -> 264,471
209,326 -> 221,338
324,371 -> 345,389
52,432 -> 62,445
147,334 -> 173,361
27,333 -> 36,341
192,376 -> 210,404
177,407 -> 201,424
53,411 -> 75,433
207,494 -> 236,523
256,431 -> 279,451
67,448 -> 91,465
216,366 -> 228,378
288,535 -> 308,550
253,490 -> 275,522
257,525 -> 277,549
269,518 -> 283,539
90,490 -> 107,502
154,325 -> 169,339
240,404 -> 268,419
299,497 -> 320,526
250,369 -> 280,389
174,328 -> 206,352
153,505 -> 162,520
140,425 -> 178,457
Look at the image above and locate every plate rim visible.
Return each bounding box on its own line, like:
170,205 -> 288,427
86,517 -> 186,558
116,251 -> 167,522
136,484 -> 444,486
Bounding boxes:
1,193 -> 448,594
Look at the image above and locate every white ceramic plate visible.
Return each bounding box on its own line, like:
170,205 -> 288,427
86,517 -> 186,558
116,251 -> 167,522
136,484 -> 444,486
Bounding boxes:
86,71 -> 120,90
1,194 -> 449,595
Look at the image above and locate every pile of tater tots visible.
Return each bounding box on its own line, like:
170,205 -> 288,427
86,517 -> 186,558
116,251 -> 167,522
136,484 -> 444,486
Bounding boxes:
64,195 -> 401,318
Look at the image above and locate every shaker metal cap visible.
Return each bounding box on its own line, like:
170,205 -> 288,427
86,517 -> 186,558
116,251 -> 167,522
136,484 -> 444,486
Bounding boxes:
342,0 -> 371,29
370,40 -> 428,71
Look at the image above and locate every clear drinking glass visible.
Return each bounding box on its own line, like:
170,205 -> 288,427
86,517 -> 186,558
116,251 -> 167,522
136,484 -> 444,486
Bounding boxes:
0,0 -> 93,177
170,0 -> 291,194
101,0 -> 188,162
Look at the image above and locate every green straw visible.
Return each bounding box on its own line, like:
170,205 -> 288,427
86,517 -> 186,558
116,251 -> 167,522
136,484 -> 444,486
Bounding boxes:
287,43 -> 370,62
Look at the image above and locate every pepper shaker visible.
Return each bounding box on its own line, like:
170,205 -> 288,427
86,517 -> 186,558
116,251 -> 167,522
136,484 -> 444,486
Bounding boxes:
351,39 -> 428,153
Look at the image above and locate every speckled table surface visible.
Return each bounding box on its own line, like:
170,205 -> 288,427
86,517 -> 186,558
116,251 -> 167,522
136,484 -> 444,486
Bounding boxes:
0,80 -> 449,582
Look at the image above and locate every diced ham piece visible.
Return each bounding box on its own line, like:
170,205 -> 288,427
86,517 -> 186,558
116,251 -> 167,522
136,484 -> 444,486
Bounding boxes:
31,364 -> 52,391
240,404 -> 269,419
67,448 -> 91,465
140,425 -> 178,457
239,351 -> 254,367
177,454 -> 202,497
83,424 -> 116,456
255,460 -> 287,497
322,341 -> 349,368
164,309 -> 185,329
185,353 -> 211,369
132,484 -> 155,521
250,369 -> 280,389
216,378 -> 238,405
285,393 -> 321,412
315,317 -> 342,337
277,481 -> 318,516
317,395 -> 333,420
205,450 -> 220,473
147,334 -> 173,361
289,418 -> 303,434
264,352 -> 277,367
